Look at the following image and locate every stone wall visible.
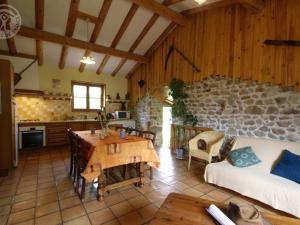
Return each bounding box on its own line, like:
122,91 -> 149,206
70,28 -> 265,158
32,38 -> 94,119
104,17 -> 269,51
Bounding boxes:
185,75 -> 300,142
132,75 -> 300,147
132,93 -> 164,146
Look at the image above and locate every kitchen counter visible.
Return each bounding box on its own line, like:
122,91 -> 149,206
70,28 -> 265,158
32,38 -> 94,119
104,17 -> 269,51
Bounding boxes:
18,118 -> 133,125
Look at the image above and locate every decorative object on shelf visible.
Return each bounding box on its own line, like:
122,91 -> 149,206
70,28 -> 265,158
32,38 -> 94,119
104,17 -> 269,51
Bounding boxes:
120,102 -> 126,110
125,92 -> 130,100
116,93 -> 120,100
97,107 -> 112,138
169,78 -> 198,126
138,80 -> 145,88
107,95 -> 111,100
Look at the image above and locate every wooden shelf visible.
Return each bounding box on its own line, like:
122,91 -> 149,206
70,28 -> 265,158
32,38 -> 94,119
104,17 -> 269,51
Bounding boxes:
14,89 -> 71,100
107,99 -> 129,103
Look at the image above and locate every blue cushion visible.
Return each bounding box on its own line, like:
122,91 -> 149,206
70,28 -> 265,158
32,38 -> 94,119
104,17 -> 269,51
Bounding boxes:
228,146 -> 261,168
271,150 -> 300,184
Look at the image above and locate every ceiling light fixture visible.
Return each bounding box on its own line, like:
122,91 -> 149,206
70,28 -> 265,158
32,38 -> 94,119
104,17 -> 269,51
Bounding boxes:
194,0 -> 207,4
80,19 -> 96,65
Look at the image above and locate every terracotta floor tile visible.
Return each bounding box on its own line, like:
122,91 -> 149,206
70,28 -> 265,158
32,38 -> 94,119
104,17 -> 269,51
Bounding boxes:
135,184 -> 154,194
170,181 -> 189,191
16,185 -> 37,195
144,191 -> 165,203
206,190 -> 232,202
182,188 -> 204,198
0,197 -> 13,206
36,193 -> 58,206
102,219 -> 120,225
120,188 -> 141,200
104,193 -> 125,206
7,208 -> 35,225
14,192 -> 36,203
62,204 -> 86,222
0,205 -> 11,216
11,199 -> 35,213
138,204 -> 158,222
37,187 -> 56,197
110,201 -> 134,217
35,202 -> 59,218
118,211 -> 144,225
128,195 -> 150,210
60,196 -> 81,209
35,211 -> 61,225
88,208 -> 115,225
84,199 -> 106,213
64,215 -> 91,225
193,183 -> 216,193
58,188 -> 76,200
13,219 -> 34,225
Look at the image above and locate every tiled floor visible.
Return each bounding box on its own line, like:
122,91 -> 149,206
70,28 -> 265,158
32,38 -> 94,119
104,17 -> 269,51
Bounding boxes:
0,146 -> 278,225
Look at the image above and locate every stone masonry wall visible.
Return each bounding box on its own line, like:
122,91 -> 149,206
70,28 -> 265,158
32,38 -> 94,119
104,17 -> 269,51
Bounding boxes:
132,93 -> 164,146
185,75 -> 300,142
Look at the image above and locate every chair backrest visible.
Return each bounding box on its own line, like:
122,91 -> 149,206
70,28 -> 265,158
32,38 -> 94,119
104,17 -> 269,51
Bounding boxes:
77,138 -> 93,165
140,130 -> 156,145
127,128 -> 142,137
67,128 -> 79,153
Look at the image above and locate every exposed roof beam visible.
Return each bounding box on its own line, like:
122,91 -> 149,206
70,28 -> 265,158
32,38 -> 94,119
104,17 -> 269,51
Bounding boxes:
96,3 -> 139,75
164,0 -> 184,6
126,21 -> 176,78
77,11 -> 98,23
18,26 -> 147,63
35,0 -> 44,65
182,0 -> 237,15
0,50 -> 36,60
79,0 -> 112,73
113,0 -> 179,77
59,0 -> 80,69
237,0 -> 265,13
131,0 -> 188,25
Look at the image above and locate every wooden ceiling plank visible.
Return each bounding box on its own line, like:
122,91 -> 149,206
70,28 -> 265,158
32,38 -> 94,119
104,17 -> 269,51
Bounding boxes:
79,0 -> 112,72
59,0 -> 80,69
0,50 -> 36,60
35,0 -> 44,66
18,26 -> 147,63
96,3 -> 139,75
111,58 -> 127,77
131,0 -> 188,25
182,0 -> 237,15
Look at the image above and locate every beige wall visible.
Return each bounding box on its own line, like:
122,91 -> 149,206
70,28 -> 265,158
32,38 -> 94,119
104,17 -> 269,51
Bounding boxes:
39,64 -> 128,98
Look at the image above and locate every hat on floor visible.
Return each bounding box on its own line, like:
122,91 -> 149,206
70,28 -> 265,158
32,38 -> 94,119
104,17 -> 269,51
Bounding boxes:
227,202 -> 273,225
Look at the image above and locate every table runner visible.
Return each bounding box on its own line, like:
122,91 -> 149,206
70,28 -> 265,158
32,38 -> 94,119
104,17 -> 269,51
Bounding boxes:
75,130 -> 160,182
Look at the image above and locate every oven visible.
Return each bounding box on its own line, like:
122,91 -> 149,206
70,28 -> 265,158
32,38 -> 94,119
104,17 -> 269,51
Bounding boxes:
115,111 -> 130,119
19,126 -> 46,149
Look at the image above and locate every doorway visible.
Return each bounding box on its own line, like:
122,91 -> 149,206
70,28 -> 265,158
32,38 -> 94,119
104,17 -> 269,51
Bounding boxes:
162,106 -> 172,147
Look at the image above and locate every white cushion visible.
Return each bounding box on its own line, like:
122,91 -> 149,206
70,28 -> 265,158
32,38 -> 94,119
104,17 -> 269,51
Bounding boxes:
205,136 -> 300,218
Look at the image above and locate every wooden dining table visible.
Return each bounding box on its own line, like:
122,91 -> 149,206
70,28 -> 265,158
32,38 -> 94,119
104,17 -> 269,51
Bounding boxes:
75,129 -> 160,200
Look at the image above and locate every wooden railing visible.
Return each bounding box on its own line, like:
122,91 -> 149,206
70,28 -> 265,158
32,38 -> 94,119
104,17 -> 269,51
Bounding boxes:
170,124 -> 213,152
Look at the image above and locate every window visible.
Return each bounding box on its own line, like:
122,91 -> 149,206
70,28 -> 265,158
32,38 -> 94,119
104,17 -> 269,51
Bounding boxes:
72,81 -> 105,111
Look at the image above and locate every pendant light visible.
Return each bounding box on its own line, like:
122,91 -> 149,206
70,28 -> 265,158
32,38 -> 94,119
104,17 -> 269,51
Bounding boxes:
80,19 -> 96,65
194,0 -> 206,4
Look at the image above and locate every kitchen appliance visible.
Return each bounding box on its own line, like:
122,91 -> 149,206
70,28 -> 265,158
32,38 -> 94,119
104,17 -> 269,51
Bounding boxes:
19,126 -> 46,149
115,111 -> 130,119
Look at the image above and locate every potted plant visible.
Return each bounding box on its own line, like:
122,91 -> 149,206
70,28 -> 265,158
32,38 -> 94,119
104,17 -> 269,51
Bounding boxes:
168,78 -> 198,159
97,107 -> 112,137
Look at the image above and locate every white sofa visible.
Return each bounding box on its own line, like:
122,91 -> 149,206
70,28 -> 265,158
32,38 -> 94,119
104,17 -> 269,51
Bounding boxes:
204,136 -> 300,218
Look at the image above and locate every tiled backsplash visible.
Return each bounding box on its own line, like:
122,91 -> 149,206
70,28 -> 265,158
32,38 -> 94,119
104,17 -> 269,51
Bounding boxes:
15,96 -> 120,121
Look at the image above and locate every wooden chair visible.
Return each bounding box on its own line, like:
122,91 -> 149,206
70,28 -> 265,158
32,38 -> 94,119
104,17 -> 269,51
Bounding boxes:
126,128 -> 142,137
140,131 -> 156,180
75,138 -> 94,199
67,129 -> 79,182
108,124 -> 124,132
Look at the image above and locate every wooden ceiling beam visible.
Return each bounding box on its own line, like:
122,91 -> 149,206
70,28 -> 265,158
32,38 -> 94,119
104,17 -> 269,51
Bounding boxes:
182,0 -> 237,15
131,0 -> 188,25
96,3 -> 139,75
18,26 -> 147,63
237,0 -> 265,13
77,11 -> 98,23
59,0 -> 80,69
0,50 -> 36,60
79,0 -> 112,72
35,0 -> 44,66
164,0 -> 184,6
